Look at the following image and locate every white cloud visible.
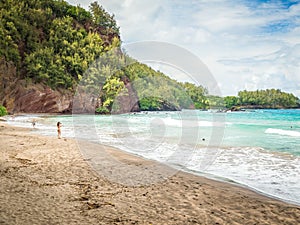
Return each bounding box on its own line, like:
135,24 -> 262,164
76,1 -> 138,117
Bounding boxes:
67,0 -> 300,97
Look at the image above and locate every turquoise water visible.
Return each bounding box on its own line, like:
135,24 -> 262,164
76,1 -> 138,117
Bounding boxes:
5,109 -> 300,205
224,109 -> 300,155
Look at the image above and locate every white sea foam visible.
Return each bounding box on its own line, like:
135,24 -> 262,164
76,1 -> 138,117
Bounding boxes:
187,146 -> 300,205
265,128 -> 300,137
154,117 -> 227,128
6,114 -> 44,128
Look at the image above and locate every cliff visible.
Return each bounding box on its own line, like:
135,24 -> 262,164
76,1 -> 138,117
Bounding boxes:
0,58 -> 141,114
0,0 -> 122,114
0,58 -> 72,113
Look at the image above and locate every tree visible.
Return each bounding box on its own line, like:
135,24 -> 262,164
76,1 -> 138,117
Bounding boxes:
89,1 -> 119,35
102,77 -> 126,110
236,89 -> 299,108
181,82 -> 209,109
224,96 -> 239,108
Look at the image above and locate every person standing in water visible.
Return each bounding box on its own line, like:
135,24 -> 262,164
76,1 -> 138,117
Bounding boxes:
57,122 -> 62,139
32,120 -> 36,128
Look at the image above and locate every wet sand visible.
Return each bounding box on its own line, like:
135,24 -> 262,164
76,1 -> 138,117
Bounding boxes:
0,122 -> 299,224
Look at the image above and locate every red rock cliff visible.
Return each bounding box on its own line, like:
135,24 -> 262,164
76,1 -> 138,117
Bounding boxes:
0,58 -> 73,113
0,58 -> 140,114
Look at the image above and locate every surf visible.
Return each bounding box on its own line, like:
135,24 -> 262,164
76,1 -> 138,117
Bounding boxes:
265,128 -> 300,137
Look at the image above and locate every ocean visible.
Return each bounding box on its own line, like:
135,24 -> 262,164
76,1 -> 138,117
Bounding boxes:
5,109 -> 300,205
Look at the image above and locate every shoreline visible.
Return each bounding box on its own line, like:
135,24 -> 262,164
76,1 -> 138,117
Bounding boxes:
1,121 -> 300,224
180,166 -> 300,207
2,113 -> 300,206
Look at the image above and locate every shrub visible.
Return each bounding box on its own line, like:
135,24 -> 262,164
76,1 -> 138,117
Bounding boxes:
0,106 -> 8,116
95,106 -> 109,114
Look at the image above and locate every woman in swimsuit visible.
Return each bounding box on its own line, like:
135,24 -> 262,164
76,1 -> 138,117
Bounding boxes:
57,122 -> 62,139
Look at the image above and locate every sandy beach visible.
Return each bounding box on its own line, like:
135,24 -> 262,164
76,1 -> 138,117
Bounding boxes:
0,122 -> 299,225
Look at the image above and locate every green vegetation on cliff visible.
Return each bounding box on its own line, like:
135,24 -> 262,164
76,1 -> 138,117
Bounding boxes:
0,0 -> 209,113
0,0 -> 119,90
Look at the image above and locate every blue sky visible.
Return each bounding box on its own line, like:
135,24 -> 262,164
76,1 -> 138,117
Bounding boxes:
67,0 -> 300,96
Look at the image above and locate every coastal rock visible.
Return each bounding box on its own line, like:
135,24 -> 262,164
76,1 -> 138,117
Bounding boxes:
159,99 -> 181,111
13,82 -> 73,113
0,58 -> 73,113
3,80 -> 73,113
72,87 -> 101,114
111,77 -> 140,114
231,105 -> 266,111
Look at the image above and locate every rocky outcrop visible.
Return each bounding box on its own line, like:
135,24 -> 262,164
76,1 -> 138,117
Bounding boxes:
0,58 -> 74,113
1,81 -> 73,114
158,99 -> 181,111
111,76 -> 140,114
230,105 -> 279,111
72,76 -> 140,114
13,82 -> 73,113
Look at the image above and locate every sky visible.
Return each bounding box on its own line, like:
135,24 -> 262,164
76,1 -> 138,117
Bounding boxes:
66,0 -> 300,97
